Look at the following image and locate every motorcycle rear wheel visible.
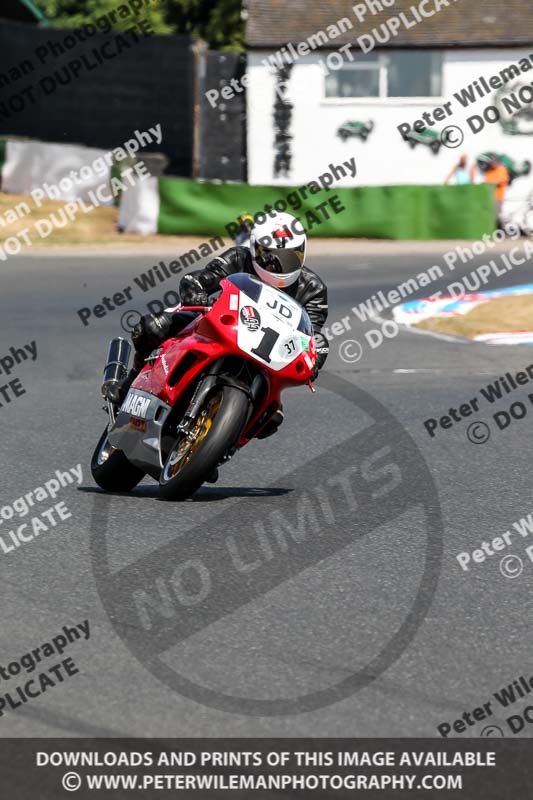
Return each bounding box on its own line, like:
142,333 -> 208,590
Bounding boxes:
91,428 -> 146,492
159,384 -> 250,501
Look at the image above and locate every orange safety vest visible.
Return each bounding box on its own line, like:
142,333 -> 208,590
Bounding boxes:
484,165 -> 509,202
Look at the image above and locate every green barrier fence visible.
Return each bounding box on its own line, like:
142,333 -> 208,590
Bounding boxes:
158,179 -> 496,240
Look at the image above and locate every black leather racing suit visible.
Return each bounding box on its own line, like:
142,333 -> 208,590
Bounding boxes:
131,246 -> 330,377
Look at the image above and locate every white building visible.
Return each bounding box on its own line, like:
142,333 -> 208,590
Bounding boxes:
246,0 -> 533,213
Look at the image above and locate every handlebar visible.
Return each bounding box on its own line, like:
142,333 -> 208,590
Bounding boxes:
178,305 -> 212,313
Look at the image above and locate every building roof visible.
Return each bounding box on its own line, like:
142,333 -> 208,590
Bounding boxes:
246,0 -> 533,48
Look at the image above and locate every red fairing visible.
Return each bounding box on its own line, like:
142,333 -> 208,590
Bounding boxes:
131,276 -> 316,444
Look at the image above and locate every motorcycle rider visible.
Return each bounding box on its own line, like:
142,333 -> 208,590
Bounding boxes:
106,211 -> 329,437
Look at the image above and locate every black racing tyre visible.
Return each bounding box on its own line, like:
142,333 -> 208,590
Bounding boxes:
91,428 -> 145,492
159,385 -> 251,501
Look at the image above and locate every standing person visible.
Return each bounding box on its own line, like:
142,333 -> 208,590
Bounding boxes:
471,154 -> 510,226
444,154 -> 470,185
234,212 -> 254,247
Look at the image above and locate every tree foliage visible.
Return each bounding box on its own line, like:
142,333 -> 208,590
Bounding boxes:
38,0 -> 245,51
162,0 -> 245,52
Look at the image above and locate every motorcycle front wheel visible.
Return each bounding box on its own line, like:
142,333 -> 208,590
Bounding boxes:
159,385 -> 250,501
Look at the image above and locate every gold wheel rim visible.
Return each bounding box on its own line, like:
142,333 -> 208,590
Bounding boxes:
165,393 -> 222,480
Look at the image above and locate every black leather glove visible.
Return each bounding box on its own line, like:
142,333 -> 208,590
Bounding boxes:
180,275 -> 209,306
182,289 -> 208,306
132,312 -> 173,358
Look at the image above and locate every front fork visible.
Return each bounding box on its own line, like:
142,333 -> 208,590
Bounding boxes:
106,400 -> 119,425
177,369 -> 254,438
176,374 -> 220,438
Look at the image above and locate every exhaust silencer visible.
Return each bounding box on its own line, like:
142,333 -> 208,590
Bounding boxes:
101,337 -> 131,397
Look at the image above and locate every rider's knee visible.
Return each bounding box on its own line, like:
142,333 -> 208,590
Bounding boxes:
132,312 -> 172,357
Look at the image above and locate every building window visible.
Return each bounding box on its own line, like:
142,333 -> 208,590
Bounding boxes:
387,52 -> 442,96
324,51 -> 442,99
325,54 -> 381,98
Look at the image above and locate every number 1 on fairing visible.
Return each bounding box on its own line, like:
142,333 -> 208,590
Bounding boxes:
251,326 -> 280,363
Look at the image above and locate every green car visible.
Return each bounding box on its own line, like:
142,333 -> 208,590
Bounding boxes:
404,128 -> 442,154
337,120 -> 374,142
496,84 -> 533,136
478,152 -> 531,185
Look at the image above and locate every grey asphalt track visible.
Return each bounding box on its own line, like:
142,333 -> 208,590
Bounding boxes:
1,245 -> 533,738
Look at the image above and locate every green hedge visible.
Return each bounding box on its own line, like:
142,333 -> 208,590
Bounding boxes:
158,179 -> 496,241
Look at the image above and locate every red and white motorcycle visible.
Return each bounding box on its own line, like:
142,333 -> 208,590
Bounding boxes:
91,273 -> 317,500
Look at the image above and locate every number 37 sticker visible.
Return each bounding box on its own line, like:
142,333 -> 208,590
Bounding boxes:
278,335 -> 302,360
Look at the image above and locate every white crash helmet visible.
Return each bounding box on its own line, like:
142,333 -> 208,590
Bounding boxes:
250,212 -> 306,288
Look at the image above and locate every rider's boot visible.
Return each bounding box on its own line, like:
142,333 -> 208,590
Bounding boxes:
205,467 -> 219,484
257,408 -> 284,439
